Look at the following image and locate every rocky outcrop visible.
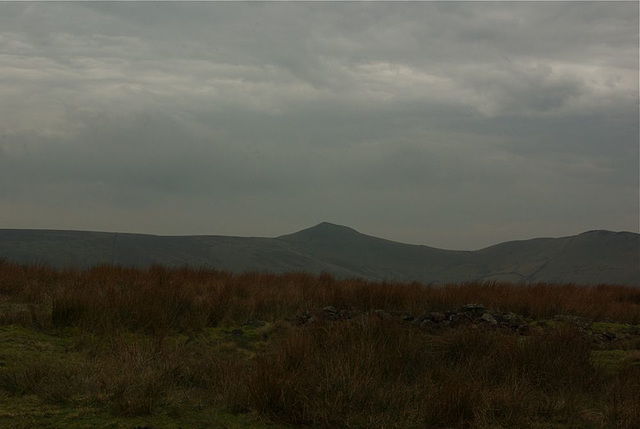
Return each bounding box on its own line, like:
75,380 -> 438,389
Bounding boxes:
294,304 -> 640,346
295,303 -> 531,333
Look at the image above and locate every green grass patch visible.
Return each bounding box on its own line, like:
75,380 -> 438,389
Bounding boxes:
591,350 -> 631,375
0,392 -> 289,429
0,325 -> 74,369
0,324 -> 291,428
591,322 -> 636,335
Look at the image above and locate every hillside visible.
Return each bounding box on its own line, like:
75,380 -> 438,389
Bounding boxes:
0,223 -> 638,285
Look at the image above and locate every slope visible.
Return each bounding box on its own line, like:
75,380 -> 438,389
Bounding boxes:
0,224 -> 637,285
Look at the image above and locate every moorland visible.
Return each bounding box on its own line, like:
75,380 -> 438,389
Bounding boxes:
0,260 -> 639,428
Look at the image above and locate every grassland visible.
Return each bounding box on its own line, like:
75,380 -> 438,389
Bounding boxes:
0,260 -> 638,428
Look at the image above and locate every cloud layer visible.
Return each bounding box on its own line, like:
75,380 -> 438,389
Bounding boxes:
1,2 -> 638,249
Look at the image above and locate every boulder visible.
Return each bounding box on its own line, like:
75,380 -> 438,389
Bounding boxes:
502,312 -> 522,328
480,312 -> 497,325
448,314 -> 460,327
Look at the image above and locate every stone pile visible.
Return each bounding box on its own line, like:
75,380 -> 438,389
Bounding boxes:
294,304 -> 640,346
409,304 -> 530,334
296,303 -> 531,334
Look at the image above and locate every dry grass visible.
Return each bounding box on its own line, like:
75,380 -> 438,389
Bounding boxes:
1,260 -> 638,332
0,259 -> 639,428
237,318 -> 600,428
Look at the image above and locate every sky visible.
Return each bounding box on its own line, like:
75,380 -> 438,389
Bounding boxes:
0,2 -> 638,250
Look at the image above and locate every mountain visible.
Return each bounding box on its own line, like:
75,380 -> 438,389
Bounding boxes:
476,230 -> 640,285
278,222 -> 478,283
0,223 -> 638,286
0,228 -> 357,278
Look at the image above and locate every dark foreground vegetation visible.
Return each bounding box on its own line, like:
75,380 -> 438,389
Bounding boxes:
0,260 -> 638,428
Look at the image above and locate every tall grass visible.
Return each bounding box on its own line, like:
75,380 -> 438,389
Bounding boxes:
238,317 -> 600,427
0,260 -> 639,427
0,259 -> 638,334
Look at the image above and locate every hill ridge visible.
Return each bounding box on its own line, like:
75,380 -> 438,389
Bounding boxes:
0,225 -> 638,286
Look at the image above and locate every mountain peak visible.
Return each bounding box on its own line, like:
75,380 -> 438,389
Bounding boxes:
314,222 -> 359,232
581,230 -> 614,235
278,222 -> 361,242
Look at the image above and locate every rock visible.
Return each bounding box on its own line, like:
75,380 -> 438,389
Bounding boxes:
448,314 -> 460,327
429,312 -> 446,323
458,304 -> 487,313
421,319 -> 436,329
502,312 -> 522,328
412,315 -> 427,325
292,306 -> 539,335
554,314 -> 584,324
457,304 -> 487,322
481,312 -> 497,325
461,311 -> 476,322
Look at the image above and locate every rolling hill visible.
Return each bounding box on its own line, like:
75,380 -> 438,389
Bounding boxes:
0,223 -> 638,285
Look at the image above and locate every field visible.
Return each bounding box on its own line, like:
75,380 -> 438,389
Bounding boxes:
0,260 -> 638,428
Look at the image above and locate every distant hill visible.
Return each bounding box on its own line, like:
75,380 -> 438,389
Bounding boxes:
0,223 -> 638,286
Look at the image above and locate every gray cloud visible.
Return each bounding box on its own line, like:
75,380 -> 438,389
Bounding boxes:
0,2 -> 637,249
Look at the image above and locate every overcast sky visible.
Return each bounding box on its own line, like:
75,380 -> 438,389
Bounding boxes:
1,2 -> 638,250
